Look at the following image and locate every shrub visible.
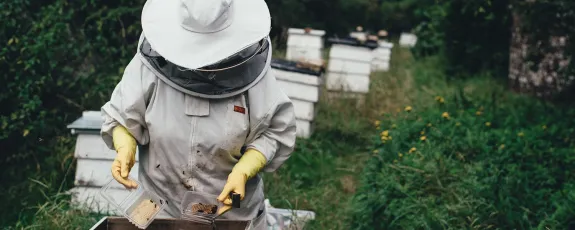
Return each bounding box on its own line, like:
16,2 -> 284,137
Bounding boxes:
349,91 -> 575,229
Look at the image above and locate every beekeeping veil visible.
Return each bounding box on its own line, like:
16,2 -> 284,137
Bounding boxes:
138,0 -> 272,98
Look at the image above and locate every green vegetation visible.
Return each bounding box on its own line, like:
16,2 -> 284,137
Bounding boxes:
350,58 -> 575,229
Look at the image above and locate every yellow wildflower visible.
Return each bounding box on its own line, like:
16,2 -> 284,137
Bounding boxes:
427,123 -> 432,127
381,130 -> 389,137
542,125 -> 547,130
405,106 -> 412,112
409,147 -> 417,153
420,130 -> 425,135
518,132 -> 524,137
435,96 -> 445,103
499,144 -> 505,150
485,122 -> 491,127
381,136 -> 389,141
420,136 -> 427,141
374,120 -> 381,127
456,122 -> 461,126
398,153 -> 403,158
22,129 -> 30,137
442,112 -> 450,119
476,111 -> 482,116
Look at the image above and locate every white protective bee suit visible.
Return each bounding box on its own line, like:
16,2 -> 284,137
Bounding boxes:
100,29 -> 296,229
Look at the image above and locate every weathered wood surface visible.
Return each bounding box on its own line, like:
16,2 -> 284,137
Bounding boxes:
90,217 -> 251,230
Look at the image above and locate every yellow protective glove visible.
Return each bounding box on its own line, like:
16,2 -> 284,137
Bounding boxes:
216,148 -> 267,215
111,125 -> 138,189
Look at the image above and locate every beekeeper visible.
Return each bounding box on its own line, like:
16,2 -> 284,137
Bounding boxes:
99,0 -> 296,228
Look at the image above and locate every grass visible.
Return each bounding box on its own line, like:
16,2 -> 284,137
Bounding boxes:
5,44 -> 512,229
261,45 -> 437,229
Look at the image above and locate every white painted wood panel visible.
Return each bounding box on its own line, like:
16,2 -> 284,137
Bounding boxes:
75,158 -> 140,188
287,36 -> 323,49
372,61 -> 390,71
327,59 -> 372,76
272,68 -> 321,86
295,119 -> 312,139
69,186 -> 127,215
291,99 -> 315,121
373,55 -> 390,62
378,41 -> 394,49
277,79 -> 319,103
373,48 -> 391,57
349,32 -> 367,41
74,134 -> 140,161
326,72 -> 370,93
329,44 -> 373,62
288,28 -> 326,37
399,33 -> 418,47
286,47 -> 323,61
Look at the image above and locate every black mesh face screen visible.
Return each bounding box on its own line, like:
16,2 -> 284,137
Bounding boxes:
140,37 -> 270,96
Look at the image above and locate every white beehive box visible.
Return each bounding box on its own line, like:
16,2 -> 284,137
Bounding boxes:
271,59 -> 322,139
66,111 -> 140,215
349,31 -> 367,41
326,43 -> 373,94
286,28 -> 325,63
372,40 -> 393,71
399,33 -> 418,47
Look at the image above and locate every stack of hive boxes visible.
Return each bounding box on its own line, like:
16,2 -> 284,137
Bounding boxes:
372,40 -> 394,71
271,59 -> 323,139
286,27 -> 325,64
66,111 -> 140,215
325,37 -> 377,106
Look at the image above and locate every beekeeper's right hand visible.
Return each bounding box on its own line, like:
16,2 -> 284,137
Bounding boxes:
111,125 -> 138,189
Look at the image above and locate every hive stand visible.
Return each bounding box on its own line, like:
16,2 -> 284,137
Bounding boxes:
325,37 -> 377,108
286,28 -> 325,64
271,59 -> 323,139
399,32 -> 418,48
372,40 -> 394,72
66,111 -> 140,215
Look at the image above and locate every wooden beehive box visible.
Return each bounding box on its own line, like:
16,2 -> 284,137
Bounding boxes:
90,217 -> 251,230
325,37 -> 376,94
399,32 -> 418,47
286,28 -> 325,63
349,31 -> 367,41
67,111 -> 140,215
271,59 -> 323,139
372,40 -> 394,72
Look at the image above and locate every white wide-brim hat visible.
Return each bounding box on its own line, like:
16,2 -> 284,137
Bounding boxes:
141,0 -> 271,70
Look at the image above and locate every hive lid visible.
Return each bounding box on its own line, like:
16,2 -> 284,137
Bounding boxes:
271,59 -> 323,77
67,111 -> 103,134
326,37 -> 378,49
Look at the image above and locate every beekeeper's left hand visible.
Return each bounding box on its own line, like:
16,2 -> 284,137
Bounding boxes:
216,148 -> 267,215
